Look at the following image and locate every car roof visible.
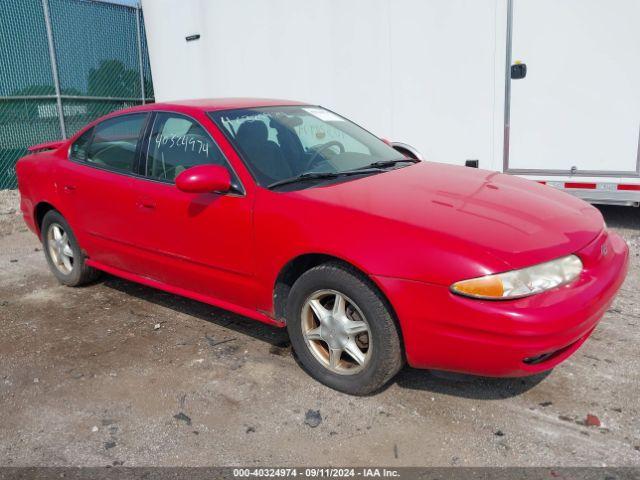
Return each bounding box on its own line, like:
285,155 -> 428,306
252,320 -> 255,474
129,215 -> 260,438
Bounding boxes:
118,98 -> 308,115
70,98 -> 313,141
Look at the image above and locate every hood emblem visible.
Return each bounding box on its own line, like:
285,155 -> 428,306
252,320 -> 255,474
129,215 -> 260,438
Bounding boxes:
601,244 -> 608,257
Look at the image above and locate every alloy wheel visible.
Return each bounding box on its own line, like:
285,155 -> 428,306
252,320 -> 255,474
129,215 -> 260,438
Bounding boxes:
47,222 -> 74,275
301,289 -> 372,375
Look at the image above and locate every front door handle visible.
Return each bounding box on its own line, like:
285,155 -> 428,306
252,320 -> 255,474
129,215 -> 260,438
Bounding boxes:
62,184 -> 76,193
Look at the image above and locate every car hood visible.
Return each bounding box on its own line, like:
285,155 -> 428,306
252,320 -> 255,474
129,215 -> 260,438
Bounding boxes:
290,161 -> 604,278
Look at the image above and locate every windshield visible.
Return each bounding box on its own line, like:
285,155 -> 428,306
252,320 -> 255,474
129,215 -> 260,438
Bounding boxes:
208,106 -> 404,187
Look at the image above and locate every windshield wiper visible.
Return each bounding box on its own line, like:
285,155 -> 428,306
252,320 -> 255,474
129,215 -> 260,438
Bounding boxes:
267,169 -> 382,189
355,158 -> 420,170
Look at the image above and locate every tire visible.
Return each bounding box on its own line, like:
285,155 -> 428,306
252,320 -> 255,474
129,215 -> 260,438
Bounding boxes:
286,262 -> 403,395
41,210 -> 100,287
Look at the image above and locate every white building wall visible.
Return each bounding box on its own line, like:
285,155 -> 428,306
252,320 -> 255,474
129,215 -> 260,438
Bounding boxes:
142,0 -> 509,171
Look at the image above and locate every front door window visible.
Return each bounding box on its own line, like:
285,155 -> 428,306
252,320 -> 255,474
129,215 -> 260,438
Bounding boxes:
144,112 -> 240,190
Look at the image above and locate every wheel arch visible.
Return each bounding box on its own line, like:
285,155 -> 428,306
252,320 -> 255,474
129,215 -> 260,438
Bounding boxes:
272,253 -> 404,343
34,201 -> 60,237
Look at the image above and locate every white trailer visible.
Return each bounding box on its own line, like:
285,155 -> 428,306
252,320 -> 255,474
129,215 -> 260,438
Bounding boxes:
142,0 -> 640,205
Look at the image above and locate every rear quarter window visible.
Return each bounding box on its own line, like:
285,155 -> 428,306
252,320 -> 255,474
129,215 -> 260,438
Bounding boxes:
69,128 -> 93,162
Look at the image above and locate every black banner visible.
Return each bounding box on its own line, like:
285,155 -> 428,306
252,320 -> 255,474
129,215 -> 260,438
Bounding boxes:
0,468 -> 638,480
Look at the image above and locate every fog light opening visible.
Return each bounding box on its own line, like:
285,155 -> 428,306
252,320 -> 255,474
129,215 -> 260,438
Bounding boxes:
523,340 -> 579,366
523,352 -> 555,365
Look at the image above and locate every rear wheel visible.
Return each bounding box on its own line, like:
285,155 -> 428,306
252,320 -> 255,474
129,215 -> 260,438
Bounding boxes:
41,210 -> 100,286
286,262 -> 403,395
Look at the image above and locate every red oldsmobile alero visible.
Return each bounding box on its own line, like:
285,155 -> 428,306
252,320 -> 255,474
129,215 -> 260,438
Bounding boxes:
16,98 -> 629,394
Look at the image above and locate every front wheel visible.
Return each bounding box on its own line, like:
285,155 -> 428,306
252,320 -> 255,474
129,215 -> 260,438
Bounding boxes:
286,262 -> 403,395
41,210 -> 100,286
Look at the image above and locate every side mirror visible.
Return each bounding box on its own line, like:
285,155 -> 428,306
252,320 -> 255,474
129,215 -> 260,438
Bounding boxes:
175,164 -> 232,194
390,142 -> 424,161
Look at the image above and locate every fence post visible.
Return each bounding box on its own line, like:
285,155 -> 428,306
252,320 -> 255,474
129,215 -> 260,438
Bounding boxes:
41,0 -> 67,139
135,3 -> 146,105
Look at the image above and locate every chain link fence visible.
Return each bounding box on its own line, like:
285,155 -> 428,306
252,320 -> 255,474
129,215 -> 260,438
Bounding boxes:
0,0 -> 154,189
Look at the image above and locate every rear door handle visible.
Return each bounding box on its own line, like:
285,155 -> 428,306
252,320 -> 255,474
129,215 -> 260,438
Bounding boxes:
63,184 -> 76,193
137,199 -> 156,209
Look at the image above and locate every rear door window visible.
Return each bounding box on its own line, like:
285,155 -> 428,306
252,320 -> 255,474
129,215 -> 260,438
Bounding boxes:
85,114 -> 147,172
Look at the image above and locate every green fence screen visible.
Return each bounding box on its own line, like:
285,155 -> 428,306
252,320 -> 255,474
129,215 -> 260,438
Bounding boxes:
0,0 -> 154,189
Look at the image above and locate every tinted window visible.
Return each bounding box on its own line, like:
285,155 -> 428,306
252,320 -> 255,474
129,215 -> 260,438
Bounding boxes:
145,113 -> 237,185
69,127 -> 93,162
86,114 -> 147,172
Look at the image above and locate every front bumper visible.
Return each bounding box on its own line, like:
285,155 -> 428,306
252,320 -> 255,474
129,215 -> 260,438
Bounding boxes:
374,229 -> 629,377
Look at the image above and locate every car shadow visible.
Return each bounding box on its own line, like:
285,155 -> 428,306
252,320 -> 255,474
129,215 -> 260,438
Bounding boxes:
393,367 -> 551,399
597,205 -> 640,231
101,274 -> 552,399
101,275 -> 290,348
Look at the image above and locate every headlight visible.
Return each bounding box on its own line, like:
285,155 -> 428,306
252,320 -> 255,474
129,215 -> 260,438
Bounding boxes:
450,255 -> 583,300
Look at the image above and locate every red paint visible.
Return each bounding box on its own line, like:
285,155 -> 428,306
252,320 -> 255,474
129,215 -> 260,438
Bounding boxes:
536,181 -> 547,185
15,99 -> 629,377
585,414 -> 601,427
27,140 -> 65,153
175,165 -> 231,193
564,182 -> 597,189
617,184 -> 640,191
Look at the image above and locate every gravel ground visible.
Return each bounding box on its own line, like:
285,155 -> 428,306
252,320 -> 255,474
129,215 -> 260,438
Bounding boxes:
0,188 -> 639,467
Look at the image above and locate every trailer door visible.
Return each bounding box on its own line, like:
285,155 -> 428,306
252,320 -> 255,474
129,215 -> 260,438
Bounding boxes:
506,0 -> 640,177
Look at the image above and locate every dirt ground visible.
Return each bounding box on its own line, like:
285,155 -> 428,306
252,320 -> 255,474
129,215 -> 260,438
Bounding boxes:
0,188 -> 639,467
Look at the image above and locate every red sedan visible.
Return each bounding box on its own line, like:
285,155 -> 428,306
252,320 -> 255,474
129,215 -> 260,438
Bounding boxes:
16,99 -> 628,395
